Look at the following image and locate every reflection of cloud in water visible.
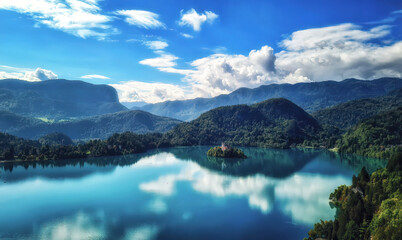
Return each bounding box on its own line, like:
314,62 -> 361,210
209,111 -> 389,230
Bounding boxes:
139,163 -> 197,196
147,198 -> 168,214
140,162 -> 275,214
38,211 -> 106,240
133,153 -> 181,168
138,155 -> 350,225
276,173 -> 350,225
123,225 -> 159,240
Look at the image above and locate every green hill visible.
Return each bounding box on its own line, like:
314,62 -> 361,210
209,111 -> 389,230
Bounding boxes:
164,98 -> 321,148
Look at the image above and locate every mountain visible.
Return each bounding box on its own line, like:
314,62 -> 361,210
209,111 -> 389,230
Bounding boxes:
138,78 -> 402,121
0,79 -> 127,119
336,106 -> 402,159
1,110 -> 181,140
313,88 -> 402,130
163,98 -> 321,148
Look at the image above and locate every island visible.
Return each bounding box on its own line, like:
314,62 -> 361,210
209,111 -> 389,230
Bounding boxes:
207,143 -> 247,158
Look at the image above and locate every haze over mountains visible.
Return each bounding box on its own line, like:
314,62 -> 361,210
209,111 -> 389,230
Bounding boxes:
0,79 -> 127,119
0,110 -> 181,140
138,78 -> 402,121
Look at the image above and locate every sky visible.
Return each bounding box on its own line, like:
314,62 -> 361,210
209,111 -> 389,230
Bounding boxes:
0,0 -> 401,104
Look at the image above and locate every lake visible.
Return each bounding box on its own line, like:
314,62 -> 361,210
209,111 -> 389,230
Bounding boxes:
0,146 -> 385,240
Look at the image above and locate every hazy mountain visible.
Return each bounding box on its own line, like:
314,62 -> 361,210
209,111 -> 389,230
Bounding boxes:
0,79 -> 127,119
138,78 -> 402,121
313,88 -> 402,130
163,98 -> 321,148
1,110 -> 181,140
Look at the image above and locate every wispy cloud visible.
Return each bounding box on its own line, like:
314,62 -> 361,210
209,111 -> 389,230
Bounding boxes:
178,9 -> 218,31
366,9 -> 402,24
139,53 -> 178,68
115,10 -> 165,29
180,33 -> 194,39
143,40 -> 168,50
81,74 -> 110,79
0,0 -> 116,40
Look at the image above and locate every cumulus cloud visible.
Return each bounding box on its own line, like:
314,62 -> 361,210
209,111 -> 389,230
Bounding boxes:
0,66 -> 58,82
116,10 -> 165,29
276,24 -> 402,81
24,67 -> 58,81
0,0 -> 116,39
133,23 -> 401,101
179,9 -> 218,31
183,45 -> 278,97
109,81 -> 190,103
81,74 -> 110,79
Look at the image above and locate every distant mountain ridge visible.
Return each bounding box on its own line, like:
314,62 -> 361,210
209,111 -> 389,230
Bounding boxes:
0,79 -> 127,119
138,78 -> 402,121
0,110 -> 181,140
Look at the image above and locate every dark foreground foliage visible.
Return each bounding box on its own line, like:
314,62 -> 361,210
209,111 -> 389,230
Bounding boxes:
304,152 -> 402,240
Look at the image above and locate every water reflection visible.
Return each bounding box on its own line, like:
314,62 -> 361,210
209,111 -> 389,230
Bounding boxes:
0,147 -> 386,240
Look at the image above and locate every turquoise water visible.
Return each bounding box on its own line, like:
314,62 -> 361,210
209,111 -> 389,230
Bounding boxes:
0,146 -> 384,240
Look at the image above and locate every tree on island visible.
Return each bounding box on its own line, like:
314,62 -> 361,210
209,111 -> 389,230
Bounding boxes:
207,143 -> 247,158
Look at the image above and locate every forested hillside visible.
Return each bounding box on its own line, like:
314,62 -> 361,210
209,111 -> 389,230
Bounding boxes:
313,88 -> 402,130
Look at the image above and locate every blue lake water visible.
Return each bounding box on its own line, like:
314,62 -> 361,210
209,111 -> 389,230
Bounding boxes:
0,146 -> 385,240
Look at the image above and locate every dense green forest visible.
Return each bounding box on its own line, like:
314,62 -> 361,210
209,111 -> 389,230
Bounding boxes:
163,98 -> 321,148
336,107 -> 402,160
207,146 -> 247,158
313,88 -> 402,130
304,152 -> 402,240
0,131 -> 167,161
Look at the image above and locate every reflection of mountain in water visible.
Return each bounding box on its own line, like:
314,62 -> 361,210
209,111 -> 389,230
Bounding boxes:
167,146 -> 320,178
0,153 -> 148,183
0,146 -> 385,183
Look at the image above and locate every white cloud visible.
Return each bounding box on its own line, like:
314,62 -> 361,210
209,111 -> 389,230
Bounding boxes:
0,0 -> 116,39
180,33 -> 194,39
81,74 -> 110,79
24,67 -> 58,81
179,9 -> 218,31
139,23 -> 401,101
276,24 -> 402,81
143,40 -> 168,50
139,53 -> 179,68
0,66 -> 58,82
116,10 -> 165,29
109,80 -> 190,103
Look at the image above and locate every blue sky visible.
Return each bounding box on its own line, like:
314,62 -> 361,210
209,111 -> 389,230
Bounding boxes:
0,0 -> 401,103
